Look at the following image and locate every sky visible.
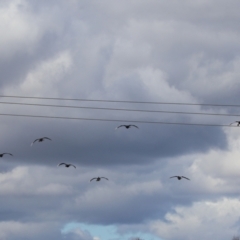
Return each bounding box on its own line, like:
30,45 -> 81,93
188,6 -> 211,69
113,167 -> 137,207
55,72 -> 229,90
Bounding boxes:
0,0 -> 240,239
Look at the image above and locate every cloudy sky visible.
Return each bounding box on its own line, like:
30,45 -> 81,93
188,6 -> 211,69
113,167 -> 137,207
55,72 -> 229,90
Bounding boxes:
0,0 -> 240,239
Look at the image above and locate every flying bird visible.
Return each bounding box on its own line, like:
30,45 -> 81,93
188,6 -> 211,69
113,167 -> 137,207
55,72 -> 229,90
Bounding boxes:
115,125 -> 139,129
31,137 -> 51,146
90,177 -> 108,182
170,176 -> 190,180
0,153 -> 13,157
230,121 -> 240,126
58,163 -> 76,168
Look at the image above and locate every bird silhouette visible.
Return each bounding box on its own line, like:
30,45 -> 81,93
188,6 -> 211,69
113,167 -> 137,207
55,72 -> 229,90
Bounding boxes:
115,125 -> 139,129
0,153 -> 13,157
90,177 -> 108,182
230,121 -> 240,126
58,163 -> 76,168
170,176 -> 190,180
31,137 -> 51,146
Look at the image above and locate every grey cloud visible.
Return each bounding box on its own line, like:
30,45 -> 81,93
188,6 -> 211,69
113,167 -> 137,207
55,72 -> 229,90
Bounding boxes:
0,0 -> 239,239
0,116 -> 226,167
0,221 -> 63,240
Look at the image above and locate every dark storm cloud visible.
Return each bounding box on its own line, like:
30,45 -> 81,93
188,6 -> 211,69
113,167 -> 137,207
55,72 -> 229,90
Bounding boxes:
0,165 -> 165,224
0,111 -> 227,167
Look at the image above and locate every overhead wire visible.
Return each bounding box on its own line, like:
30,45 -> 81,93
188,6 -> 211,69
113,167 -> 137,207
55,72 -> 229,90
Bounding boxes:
0,101 -> 239,117
0,95 -> 239,127
0,112 -> 237,127
0,95 -> 240,107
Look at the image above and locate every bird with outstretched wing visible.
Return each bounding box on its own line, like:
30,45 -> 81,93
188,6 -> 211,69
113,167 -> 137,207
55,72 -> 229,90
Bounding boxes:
115,124 -> 139,130
170,176 -> 190,180
58,163 -> 76,168
90,177 -> 108,182
31,137 -> 52,146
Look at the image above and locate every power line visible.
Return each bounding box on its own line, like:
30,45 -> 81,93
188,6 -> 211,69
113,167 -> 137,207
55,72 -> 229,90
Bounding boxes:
0,101 -> 240,117
0,112 -> 237,127
0,95 -> 240,107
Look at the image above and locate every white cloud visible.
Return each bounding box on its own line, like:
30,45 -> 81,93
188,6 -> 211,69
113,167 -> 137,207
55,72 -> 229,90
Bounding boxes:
4,51 -> 72,97
0,0 -> 47,58
74,179 -> 162,210
65,228 -> 94,240
0,166 -> 73,196
138,67 -> 195,103
151,198 -> 240,240
184,55 -> 240,98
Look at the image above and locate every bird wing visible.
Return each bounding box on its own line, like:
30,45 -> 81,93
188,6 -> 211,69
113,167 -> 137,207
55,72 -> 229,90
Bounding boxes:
31,139 -> 39,146
3,153 -> 13,156
116,125 -> 125,129
230,122 -> 236,125
170,176 -> 178,178
101,177 -> 108,180
70,164 -> 76,168
58,163 -> 66,167
90,178 -> 97,181
182,176 -> 190,180
131,125 -> 139,129
43,137 -> 52,141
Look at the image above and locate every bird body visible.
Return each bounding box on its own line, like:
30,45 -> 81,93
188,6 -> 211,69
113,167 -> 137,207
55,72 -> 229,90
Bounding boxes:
0,153 -> 13,157
115,124 -> 139,129
31,137 -> 51,146
58,163 -> 76,168
170,176 -> 190,180
90,177 -> 108,182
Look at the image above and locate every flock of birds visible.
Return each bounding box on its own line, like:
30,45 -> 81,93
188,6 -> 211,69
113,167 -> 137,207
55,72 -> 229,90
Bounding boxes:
2,111 -> 239,239
0,124 -> 195,182
31,137 -> 109,181
5,120 -> 239,182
